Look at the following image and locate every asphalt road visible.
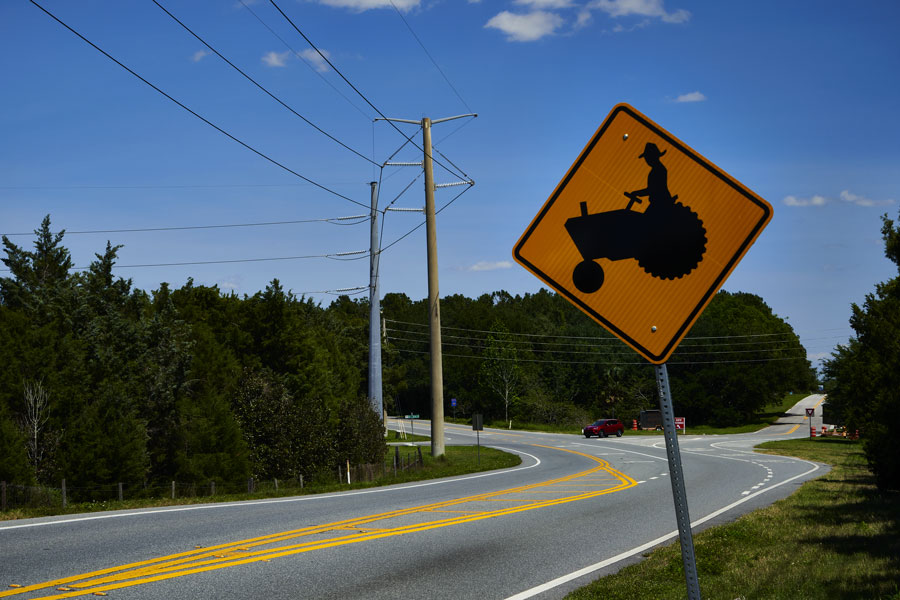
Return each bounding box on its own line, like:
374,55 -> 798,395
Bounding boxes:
0,395 -> 829,600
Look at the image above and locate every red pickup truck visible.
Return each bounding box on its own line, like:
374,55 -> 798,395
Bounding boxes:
582,418 -> 624,438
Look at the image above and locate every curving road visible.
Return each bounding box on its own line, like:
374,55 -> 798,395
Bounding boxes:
0,395 -> 828,600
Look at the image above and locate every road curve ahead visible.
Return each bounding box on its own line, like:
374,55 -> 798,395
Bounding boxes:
1,397 -> 826,600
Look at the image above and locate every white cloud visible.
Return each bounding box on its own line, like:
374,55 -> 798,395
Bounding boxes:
784,195 -> 828,207
514,0 -> 574,8
840,190 -> 893,207
589,0 -> 689,23
299,48 -> 331,73
674,91 -> 706,103
316,0 -> 419,12
467,260 -> 513,272
485,11 -> 564,42
574,8 -> 593,28
218,276 -> 243,291
262,51 -> 291,67
807,351 -> 831,363
191,50 -> 210,63
784,191 -> 895,208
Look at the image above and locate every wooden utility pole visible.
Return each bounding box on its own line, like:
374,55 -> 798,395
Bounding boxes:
376,114 -> 475,458
421,117 -> 444,457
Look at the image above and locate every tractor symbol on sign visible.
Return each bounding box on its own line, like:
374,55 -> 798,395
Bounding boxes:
564,142 -> 707,294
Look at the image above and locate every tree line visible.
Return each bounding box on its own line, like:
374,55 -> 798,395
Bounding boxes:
383,288 -> 814,429
1,216 -> 815,492
0,217 -> 384,492
823,212 -> 900,491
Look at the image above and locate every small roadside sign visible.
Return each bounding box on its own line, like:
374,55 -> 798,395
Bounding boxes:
805,408 -> 815,418
405,414 -> 419,419
675,417 -> 686,432
472,414 -> 483,431
451,398 -> 457,408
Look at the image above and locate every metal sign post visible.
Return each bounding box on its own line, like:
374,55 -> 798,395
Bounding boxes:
405,414 -> 419,437
473,413 -> 483,466
656,363 -> 701,600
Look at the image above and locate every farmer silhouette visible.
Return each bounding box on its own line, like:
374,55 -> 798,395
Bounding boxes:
565,140 -> 707,293
625,142 -> 677,210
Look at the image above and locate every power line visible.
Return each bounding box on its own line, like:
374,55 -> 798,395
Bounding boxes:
374,132 -> 425,254
386,333 -> 631,357
435,116 -> 475,145
390,346 -> 809,367
388,0 -> 473,114
387,327 -> 803,358
29,0 -> 370,211
2,247 -> 371,272
296,285 -> 369,296
385,325 -> 800,352
0,183 -> 370,190
0,183 -> 359,190
267,0 -> 471,183
238,0 -> 373,122
385,318 -> 622,341
432,143 -> 472,182
384,318 -> 804,343
1,216 -> 369,237
65,250 -> 368,271
384,317 -> 818,362
388,338 -> 806,363
152,0 -> 378,167
378,183 -> 473,255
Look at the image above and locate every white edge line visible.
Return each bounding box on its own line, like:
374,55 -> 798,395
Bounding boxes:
0,446 -> 540,532
505,451 -> 823,599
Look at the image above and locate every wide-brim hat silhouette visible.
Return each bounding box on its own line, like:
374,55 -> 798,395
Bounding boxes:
638,142 -> 666,159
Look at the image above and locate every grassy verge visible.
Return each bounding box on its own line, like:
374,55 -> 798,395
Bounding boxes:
0,444 -> 520,521
565,437 -> 900,600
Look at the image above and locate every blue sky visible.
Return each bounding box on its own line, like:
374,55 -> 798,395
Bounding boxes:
2,0 -> 899,369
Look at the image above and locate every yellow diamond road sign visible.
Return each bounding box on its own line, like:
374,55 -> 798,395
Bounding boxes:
513,103 -> 773,364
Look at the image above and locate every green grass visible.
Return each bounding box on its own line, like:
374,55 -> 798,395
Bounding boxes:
565,437 -> 900,600
0,444 -> 520,521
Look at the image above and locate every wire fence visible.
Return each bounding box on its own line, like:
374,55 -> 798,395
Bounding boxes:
1,447 -> 426,513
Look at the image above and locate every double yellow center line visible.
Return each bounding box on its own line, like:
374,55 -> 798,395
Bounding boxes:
3,445 -> 635,599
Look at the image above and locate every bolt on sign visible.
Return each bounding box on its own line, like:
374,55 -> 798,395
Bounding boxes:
513,103 -> 773,364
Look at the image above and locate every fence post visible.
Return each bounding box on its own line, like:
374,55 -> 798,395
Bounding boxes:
210,480 -> 215,496
1,481 -> 6,512
417,446 -> 423,467
171,481 -> 175,499
274,478 -> 278,492
118,482 -> 123,502
62,479 -> 67,508
300,474 -> 304,489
